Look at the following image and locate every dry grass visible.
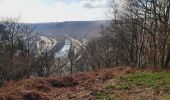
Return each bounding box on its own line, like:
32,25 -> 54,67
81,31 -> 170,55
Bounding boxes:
1,67 -> 169,100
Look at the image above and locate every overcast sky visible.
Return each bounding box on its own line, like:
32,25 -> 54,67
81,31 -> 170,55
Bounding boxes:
0,0 -> 112,23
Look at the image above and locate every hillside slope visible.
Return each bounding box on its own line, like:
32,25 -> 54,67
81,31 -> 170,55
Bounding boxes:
28,20 -> 109,38
0,67 -> 170,100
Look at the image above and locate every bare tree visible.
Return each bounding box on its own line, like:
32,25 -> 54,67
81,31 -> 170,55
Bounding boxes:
0,18 -> 40,80
68,43 -> 79,74
81,0 -> 170,69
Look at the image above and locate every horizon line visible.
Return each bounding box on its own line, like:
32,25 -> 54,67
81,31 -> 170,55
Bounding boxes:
20,19 -> 110,24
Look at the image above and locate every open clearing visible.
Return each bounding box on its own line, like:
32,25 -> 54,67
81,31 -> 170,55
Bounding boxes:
0,67 -> 170,100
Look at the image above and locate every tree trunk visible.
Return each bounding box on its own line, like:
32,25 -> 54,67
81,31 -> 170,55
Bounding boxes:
164,44 -> 170,68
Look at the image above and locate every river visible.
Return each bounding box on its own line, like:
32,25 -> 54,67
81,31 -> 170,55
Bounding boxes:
55,39 -> 71,58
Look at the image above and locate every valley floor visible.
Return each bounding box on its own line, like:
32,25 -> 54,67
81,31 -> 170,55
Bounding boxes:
0,67 -> 170,100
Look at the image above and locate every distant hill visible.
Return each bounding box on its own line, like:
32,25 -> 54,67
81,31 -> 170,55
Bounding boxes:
28,20 -> 110,38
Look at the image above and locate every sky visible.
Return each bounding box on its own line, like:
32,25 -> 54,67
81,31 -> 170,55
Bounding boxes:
0,0 -> 111,23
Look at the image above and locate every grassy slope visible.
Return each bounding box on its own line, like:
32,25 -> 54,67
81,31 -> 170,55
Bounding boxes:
0,67 -> 170,100
103,72 -> 170,100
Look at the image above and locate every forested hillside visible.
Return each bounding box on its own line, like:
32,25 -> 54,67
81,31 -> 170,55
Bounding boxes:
28,21 -> 109,38
0,0 -> 169,99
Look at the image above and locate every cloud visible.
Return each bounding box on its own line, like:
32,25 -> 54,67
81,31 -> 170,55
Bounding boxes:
0,0 -> 109,23
82,0 -> 108,9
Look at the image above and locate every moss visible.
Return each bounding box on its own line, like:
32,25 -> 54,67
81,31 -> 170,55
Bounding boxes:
105,85 -> 115,90
116,83 -> 129,90
93,92 -> 120,100
158,95 -> 170,100
94,92 -> 109,100
117,72 -> 170,91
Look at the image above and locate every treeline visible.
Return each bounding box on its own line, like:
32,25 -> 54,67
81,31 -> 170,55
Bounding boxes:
78,0 -> 170,69
0,18 -> 53,82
